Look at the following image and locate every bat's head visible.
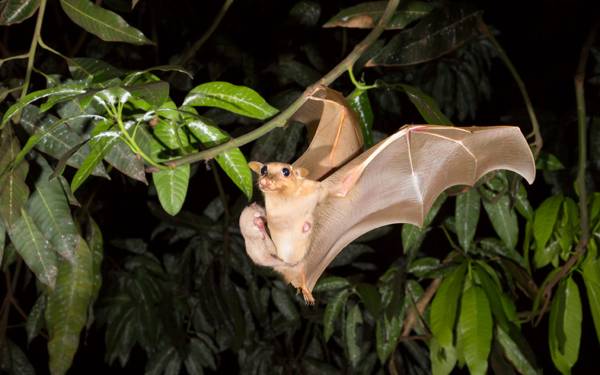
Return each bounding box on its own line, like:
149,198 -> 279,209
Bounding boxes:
248,161 -> 309,194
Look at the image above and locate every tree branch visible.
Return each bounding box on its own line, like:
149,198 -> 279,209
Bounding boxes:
479,20 -> 543,159
535,21 -> 598,325
20,0 -> 48,98
167,0 -> 401,168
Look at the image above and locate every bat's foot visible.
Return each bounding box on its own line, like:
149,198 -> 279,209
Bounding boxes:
300,286 -> 315,305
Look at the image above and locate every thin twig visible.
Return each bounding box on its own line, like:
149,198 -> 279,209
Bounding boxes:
167,0 -> 401,168
479,20 -> 543,159
401,278 -> 441,336
20,0 -> 48,98
169,0 -> 234,81
535,21 -> 598,324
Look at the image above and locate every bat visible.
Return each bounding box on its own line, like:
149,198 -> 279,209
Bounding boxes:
239,86 -> 536,303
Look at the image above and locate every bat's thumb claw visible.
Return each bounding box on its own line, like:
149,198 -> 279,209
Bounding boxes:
301,287 -> 315,305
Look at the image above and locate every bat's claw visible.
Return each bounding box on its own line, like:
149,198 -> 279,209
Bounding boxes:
300,286 -> 315,305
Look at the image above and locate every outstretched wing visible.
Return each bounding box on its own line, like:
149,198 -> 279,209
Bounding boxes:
291,85 -> 363,180
303,125 -> 535,290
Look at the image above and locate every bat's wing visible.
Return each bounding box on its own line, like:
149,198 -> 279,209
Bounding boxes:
303,125 -> 535,290
291,85 -> 364,180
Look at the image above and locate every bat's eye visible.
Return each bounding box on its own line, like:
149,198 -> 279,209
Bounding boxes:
260,165 -> 268,176
281,168 -> 290,177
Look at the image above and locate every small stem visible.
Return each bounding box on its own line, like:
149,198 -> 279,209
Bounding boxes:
480,20 -> 543,158
0,53 -> 29,67
170,0 -> 234,80
20,0 -> 48,98
115,103 -> 164,169
348,67 -> 377,90
574,22 -> 597,244
167,0 -> 400,168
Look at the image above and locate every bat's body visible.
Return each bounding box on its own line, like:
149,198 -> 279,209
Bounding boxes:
240,86 -> 536,303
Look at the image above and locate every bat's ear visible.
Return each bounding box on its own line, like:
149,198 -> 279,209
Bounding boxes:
295,167 -> 309,178
248,161 -> 263,174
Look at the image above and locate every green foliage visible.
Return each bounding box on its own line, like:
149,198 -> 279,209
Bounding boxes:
0,0 -> 599,374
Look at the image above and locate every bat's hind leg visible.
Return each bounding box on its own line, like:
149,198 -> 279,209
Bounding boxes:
299,271 -> 315,305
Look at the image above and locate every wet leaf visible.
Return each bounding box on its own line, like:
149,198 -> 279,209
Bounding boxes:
0,128 -> 30,229
71,131 -> 121,192
324,1 -> 433,30
323,288 -> 350,341
549,278 -> 581,375
153,165 -> 190,216
533,195 -> 563,251
347,88 -> 374,148
482,195 -> 518,250
10,209 -> 57,288
60,0 -> 152,45
68,57 -> 124,82
345,304 -> 363,368
367,8 -> 483,67
456,286 -> 492,375
183,82 -> 278,120
455,188 -> 480,252
0,0 -> 40,25
187,118 -> 252,199
1,84 -> 87,127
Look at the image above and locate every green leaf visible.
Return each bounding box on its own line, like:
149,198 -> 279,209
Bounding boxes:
324,1 -> 433,30
123,65 -> 193,86
430,337 -> 457,375
430,263 -> 466,348
10,209 -> 58,288
0,339 -> 36,375
59,0 -> 152,45
85,216 -> 103,305
323,288 -> 351,341
347,88 -> 374,148
534,239 -> 560,269
535,151 -> 564,171
271,287 -> 299,321
19,106 -> 108,178
367,8 -> 483,66
345,304 -> 363,368
455,189 -> 480,252
582,255 -> 600,345
533,195 -> 563,251
103,140 -> 147,184
356,283 -> 381,317
127,81 -> 170,108
408,256 -> 440,278
0,128 -> 30,229
399,84 -> 452,125
514,183 -> 534,221
496,325 -> 538,375
68,57 -> 124,82
456,286 -> 492,375
1,84 -> 87,128
11,114 -> 106,173
482,194 -> 518,249
152,165 -> 190,216
0,0 -> 40,25
183,82 -> 279,120
473,264 -> 511,328
549,277 -> 582,375
375,313 -> 403,362
93,86 -> 131,107
27,177 -> 79,262
26,294 -> 46,343
71,131 -> 121,192
185,337 -> 216,372
314,276 -> 351,293
187,119 -> 253,199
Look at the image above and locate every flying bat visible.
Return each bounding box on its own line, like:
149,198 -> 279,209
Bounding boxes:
239,85 -> 535,303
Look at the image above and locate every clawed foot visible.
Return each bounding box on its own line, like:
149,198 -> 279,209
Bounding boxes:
300,286 -> 315,305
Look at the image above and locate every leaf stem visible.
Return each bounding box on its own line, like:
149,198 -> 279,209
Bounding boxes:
479,20 -> 543,158
0,53 -> 29,67
167,0 -> 400,167
170,0 -> 234,80
20,0 -> 48,98
115,103 -> 164,169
